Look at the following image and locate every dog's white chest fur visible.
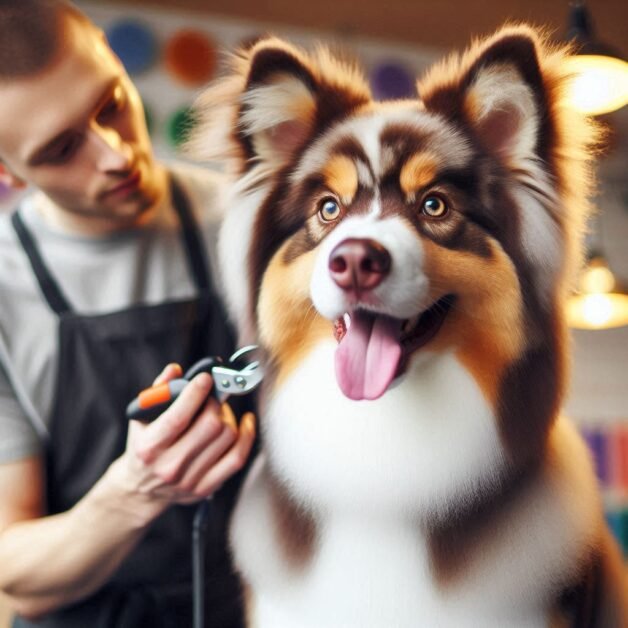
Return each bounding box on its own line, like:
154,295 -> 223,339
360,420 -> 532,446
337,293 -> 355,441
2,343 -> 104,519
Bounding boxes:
230,343 -> 598,628
263,342 -> 504,513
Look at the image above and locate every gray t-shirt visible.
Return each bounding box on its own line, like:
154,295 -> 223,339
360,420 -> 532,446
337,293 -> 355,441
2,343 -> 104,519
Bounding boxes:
0,162 -> 226,463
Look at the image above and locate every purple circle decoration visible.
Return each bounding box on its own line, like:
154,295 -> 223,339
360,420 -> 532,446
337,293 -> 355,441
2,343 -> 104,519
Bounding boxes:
370,61 -> 417,101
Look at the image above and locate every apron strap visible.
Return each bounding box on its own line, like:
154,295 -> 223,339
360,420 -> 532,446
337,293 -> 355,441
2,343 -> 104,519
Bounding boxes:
11,210 -> 73,316
10,173 -> 213,316
169,173 -> 212,293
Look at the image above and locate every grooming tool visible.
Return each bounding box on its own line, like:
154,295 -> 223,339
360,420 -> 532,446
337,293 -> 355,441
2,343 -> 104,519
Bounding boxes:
126,345 -> 263,422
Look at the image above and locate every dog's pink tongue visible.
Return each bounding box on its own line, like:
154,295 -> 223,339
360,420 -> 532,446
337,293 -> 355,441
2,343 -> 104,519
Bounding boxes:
335,311 -> 402,401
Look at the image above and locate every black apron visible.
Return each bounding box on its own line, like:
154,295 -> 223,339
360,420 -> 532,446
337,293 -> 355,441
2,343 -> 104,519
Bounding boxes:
10,176 -> 245,628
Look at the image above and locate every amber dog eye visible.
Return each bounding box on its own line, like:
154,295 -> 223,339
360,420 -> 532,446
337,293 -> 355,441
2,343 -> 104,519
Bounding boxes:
421,195 -> 448,218
319,198 -> 342,222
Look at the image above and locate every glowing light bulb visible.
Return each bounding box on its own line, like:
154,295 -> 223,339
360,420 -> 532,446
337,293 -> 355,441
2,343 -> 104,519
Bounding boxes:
582,293 -> 613,326
567,257 -> 628,330
564,55 -> 628,115
567,292 -> 628,329
580,261 -> 616,293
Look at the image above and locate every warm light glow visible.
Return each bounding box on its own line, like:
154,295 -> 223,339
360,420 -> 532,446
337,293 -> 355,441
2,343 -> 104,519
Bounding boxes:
564,55 -> 628,115
580,260 -> 616,293
567,258 -> 628,329
567,293 -> 628,329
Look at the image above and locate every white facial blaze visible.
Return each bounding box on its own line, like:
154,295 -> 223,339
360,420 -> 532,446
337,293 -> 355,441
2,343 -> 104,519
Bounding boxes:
355,159 -> 374,188
310,215 -> 429,321
369,189 -> 382,217
291,104 -> 470,189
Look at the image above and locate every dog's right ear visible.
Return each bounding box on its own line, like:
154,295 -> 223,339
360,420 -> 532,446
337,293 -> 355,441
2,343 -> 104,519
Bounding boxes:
189,38 -> 371,171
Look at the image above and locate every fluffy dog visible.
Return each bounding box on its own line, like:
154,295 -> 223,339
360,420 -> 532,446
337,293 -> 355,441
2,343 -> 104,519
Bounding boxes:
190,24 -> 628,628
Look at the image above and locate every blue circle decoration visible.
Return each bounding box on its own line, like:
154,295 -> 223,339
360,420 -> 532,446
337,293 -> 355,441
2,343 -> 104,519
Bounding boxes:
106,20 -> 158,75
370,61 -> 417,101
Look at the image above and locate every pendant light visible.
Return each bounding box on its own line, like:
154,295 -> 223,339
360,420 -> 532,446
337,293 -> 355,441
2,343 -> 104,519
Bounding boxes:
567,256 -> 628,330
564,1 -> 628,116
563,2 -> 628,329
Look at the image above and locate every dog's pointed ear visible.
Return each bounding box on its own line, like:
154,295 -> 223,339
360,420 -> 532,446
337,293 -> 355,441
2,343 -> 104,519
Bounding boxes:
418,27 -> 550,164
188,38 -> 371,170
238,41 -> 320,165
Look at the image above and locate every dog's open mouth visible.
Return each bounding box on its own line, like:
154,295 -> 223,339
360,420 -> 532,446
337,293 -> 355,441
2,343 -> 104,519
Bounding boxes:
333,296 -> 453,401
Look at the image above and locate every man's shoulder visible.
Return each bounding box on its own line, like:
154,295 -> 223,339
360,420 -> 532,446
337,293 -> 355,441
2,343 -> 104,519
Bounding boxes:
168,161 -> 226,195
0,205 -> 18,240
0,205 -> 30,280
167,161 -> 227,223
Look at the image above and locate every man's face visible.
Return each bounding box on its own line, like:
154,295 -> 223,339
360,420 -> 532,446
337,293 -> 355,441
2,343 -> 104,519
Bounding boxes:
0,15 -> 163,227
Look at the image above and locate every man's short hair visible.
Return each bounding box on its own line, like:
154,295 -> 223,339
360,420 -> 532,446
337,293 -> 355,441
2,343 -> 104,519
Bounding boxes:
0,0 -> 87,79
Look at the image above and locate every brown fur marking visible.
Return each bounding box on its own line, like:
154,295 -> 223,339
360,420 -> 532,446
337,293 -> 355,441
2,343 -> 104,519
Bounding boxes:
427,463 -> 539,586
422,238 -> 524,405
269,472 -> 318,570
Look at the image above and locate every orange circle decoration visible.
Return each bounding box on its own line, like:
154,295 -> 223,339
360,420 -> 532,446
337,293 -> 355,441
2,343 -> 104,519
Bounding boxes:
164,30 -> 217,86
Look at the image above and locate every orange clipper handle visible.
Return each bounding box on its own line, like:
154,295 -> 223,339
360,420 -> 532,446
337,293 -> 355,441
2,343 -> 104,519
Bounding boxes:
126,378 -> 189,423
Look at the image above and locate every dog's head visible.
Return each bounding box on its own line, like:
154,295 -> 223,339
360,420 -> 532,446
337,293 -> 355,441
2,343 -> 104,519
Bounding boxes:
191,26 -> 597,455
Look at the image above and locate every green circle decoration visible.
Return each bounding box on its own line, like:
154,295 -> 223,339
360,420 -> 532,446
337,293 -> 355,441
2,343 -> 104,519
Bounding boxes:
167,106 -> 196,148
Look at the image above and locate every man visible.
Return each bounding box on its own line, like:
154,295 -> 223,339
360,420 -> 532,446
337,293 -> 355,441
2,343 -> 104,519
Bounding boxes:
0,1 -> 255,626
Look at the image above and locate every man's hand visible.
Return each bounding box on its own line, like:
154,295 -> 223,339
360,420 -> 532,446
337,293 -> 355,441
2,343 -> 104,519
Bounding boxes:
113,363 -> 256,516
0,365 -> 255,618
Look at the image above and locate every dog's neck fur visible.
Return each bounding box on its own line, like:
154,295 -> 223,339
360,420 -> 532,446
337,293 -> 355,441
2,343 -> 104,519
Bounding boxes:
230,342 -> 600,627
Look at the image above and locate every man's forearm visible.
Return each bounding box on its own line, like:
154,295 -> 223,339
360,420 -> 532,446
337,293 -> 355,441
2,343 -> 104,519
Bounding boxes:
0,459 -> 165,619
0,371 -> 255,620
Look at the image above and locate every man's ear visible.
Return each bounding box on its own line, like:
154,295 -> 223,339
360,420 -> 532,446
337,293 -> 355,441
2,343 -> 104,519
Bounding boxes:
418,26 -> 551,166
0,162 -> 27,189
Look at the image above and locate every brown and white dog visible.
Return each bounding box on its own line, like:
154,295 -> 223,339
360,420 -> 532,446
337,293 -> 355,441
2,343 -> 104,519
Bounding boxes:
190,25 -> 628,628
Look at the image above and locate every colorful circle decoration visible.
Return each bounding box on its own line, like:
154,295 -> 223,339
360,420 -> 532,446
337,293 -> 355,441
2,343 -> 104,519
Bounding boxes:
106,19 -> 158,75
165,29 -> 216,86
370,61 -> 417,101
0,180 -> 14,203
167,106 -> 196,149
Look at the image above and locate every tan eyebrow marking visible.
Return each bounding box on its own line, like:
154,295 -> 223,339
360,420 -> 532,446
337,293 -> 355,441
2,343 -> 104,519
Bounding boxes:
399,152 -> 441,201
322,154 -> 359,205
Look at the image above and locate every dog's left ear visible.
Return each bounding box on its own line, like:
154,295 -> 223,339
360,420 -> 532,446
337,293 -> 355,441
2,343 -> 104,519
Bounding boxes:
236,40 -> 323,166
189,38 -> 371,170
419,27 -> 550,165
239,39 -> 372,167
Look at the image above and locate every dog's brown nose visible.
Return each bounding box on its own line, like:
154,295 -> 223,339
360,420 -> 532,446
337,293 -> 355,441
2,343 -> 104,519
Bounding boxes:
329,238 -> 391,293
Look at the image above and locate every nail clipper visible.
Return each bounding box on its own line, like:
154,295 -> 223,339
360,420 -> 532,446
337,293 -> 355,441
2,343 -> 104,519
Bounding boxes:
126,345 -> 263,423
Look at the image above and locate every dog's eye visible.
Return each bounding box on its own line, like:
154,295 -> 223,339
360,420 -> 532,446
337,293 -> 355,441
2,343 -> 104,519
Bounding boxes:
421,195 -> 448,218
318,198 -> 342,222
